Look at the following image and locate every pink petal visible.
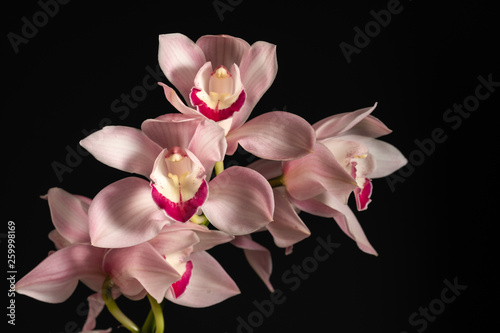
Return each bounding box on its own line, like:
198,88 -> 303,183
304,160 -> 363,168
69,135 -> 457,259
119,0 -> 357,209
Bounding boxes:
80,126 -> 162,178
232,235 -> 274,292
203,166 -> 274,235
81,293 -> 111,333
192,61 -> 213,93
226,111 -> 315,160
103,242 -> 181,303
292,193 -> 378,256
149,228 -> 200,255
143,115 -> 226,176
165,251 -> 240,307
158,82 -> 201,116
196,34 -> 251,71
158,33 -> 206,104
188,118 -> 227,176
267,188 -> 311,248
15,245 -> 106,303
88,177 -> 171,248
46,188 -> 91,244
247,158 -> 283,180
48,229 -> 72,250
361,138 -> 408,178
321,137 -> 369,165
193,229 -> 234,252
313,103 -> 391,140
155,221 -> 234,252
141,113 -> 202,149
231,41 -> 278,130
283,143 -> 357,202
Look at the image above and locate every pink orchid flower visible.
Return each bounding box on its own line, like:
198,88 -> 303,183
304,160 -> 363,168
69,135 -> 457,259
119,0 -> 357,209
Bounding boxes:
313,103 -> 408,211
157,33 -> 315,161
16,188 -> 239,318
247,104 -> 407,256
249,146 -> 377,255
80,114 -> 274,248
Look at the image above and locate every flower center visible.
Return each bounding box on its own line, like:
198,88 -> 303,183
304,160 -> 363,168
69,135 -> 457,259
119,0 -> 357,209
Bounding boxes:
190,64 -> 246,122
150,148 -> 208,222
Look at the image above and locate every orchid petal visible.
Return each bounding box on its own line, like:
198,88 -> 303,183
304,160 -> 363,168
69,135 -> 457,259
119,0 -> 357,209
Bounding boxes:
292,194 -> 378,256
247,158 -> 283,180
15,245 -> 106,303
48,229 -> 72,250
321,137 -> 369,165
192,61 -> 213,93
313,103 -> 391,140
103,242 -> 181,303
267,188 -> 310,248
196,34 -> 251,71
149,229 -> 200,255
231,41 -> 278,130
203,166 -> 274,235
188,119 -> 227,176
226,111 -> 315,160
283,143 -> 357,202
89,177 -> 170,248
165,251 -> 240,307
343,114 -> 393,138
46,188 -> 91,244
80,126 -> 162,178
361,139 -> 408,178
158,33 -> 206,103
81,293 -> 111,333
157,220 -> 209,233
158,82 -> 200,116
232,235 -> 274,292
141,113 -> 201,149
156,221 -> 234,251
193,230 -> 234,252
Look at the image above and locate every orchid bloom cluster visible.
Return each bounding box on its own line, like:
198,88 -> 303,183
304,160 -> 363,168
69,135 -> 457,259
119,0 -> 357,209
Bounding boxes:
16,33 -> 407,332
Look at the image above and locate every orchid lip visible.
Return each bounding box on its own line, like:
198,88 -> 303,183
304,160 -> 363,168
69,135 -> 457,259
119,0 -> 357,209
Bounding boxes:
189,64 -> 246,122
151,180 -> 208,222
170,260 -> 193,298
191,88 -> 246,121
150,148 -> 208,222
355,177 -> 372,211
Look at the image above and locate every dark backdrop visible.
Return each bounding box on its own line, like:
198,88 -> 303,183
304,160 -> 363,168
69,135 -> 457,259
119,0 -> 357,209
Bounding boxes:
3,1 -> 498,332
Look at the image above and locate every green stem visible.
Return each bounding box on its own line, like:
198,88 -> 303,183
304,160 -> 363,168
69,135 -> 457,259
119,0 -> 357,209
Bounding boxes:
268,174 -> 285,188
147,294 -> 165,333
101,276 -> 140,333
214,161 -> 224,176
141,308 -> 155,333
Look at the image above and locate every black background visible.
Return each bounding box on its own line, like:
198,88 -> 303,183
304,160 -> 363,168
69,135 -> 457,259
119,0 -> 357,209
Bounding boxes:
3,0 -> 498,332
